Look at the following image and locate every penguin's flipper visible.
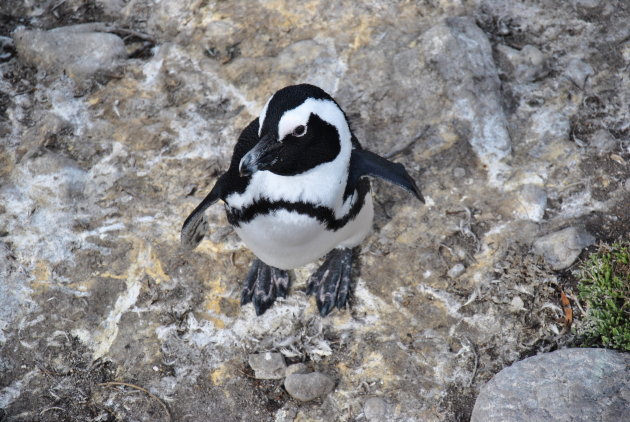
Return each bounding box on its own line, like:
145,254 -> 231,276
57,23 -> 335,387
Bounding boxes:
180,174 -> 228,250
306,248 -> 353,316
241,259 -> 291,316
349,148 -> 424,202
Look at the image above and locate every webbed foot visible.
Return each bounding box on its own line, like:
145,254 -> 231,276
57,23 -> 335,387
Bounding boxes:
306,248 -> 353,316
241,259 -> 290,316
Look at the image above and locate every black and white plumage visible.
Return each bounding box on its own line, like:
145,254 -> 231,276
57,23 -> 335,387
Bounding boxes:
181,84 -> 423,316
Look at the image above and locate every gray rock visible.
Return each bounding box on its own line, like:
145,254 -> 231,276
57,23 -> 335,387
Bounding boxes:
364,397 -> 388,421
284,372 -> 335,402
533,227 -> 595,270
13,24 -> 126,80
422,17 -> 511,183
273,405 -> 298,422
509,296 -> 525,312
564,58 -> 594,89
471,348 -> 630,422
453,167 -> 466,178
447,263 -> 465,278
496,44 -> 548,82
285,363 -> 308,376
248,352 -> 286,380
517,184 -> 547,222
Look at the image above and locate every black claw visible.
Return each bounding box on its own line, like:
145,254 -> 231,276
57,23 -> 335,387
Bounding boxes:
307,248 -> 354,316
306,264 -> 326,296
252,264 -> 273,315
318,298 -> 335,317
241,259 -> 262,305
240,259 -> 290,315
273,269 -> 291,299
335,253 -> 352,309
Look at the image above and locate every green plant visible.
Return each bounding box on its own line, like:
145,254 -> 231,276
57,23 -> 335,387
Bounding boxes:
576,241 -> 630,351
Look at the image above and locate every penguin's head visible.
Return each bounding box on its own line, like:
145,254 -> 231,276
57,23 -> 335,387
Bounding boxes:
239,84 -> 353,177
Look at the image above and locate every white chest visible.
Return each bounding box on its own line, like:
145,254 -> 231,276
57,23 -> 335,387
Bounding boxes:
230,194 -> 374,270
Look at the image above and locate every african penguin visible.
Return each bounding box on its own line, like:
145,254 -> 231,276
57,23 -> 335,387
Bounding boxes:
181,84 -> 423,316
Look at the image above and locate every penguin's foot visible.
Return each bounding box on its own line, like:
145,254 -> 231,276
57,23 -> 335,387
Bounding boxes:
306,248 -> 353,316
241,259 -> 290,316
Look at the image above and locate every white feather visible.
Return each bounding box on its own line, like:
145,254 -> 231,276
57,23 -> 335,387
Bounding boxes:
234,194 -> 373,269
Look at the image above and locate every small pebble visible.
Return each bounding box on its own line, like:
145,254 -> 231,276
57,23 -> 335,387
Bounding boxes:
447,263 -> 465,278
565,58 -> 594,89
516,184 -> 547,222
364,397 -> 388,421
248,352 -> 286,380
274,406 -> 298,422
532,227 -> 595,270
284,372 -> 335,402
509,296 -> 525,312
496,44 -> 547,82
453,167 -> 466,178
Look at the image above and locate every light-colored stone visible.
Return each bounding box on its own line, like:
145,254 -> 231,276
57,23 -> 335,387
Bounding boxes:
422,17 -> 511,184
284,372 -> 335,402
248,352 -> 286,380
447,263 -> 466,278
515,184 -> 547,222
364,397 -> 389,421
509,296 -> 525,312
533,227 -> 595,270
453,167 -> 466,178
471,348 -> 630,422
564,58 -> 594,89
496,44 -> 548,82
13,24 -> 127,80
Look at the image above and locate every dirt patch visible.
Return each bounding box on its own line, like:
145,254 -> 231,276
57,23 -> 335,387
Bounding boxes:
440,384 -> 477,422
2,334 -> 119,422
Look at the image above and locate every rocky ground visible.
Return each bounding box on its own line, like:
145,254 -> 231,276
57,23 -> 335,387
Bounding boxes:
0,0 -> 629,421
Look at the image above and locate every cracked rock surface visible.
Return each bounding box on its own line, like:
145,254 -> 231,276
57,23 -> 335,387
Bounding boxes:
471,348 -> 630,422
1,0 -> 629,421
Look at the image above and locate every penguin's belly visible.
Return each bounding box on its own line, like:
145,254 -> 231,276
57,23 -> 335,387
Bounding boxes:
232,195 -> 374,270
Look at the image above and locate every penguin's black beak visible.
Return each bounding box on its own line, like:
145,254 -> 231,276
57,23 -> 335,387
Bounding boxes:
239,133 -> 281,177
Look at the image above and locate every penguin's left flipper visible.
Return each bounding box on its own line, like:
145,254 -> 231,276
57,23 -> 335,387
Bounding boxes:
241,259 -> 291,316
349,149 -> 424,202
180,174 -> 228,250
306,248 -> 353,317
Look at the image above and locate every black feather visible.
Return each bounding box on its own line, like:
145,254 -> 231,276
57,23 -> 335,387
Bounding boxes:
346,148 -> 424,202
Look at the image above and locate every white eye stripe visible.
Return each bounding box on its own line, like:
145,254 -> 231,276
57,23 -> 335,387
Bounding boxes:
258,96 -> 273,137
277,98 -> 350,145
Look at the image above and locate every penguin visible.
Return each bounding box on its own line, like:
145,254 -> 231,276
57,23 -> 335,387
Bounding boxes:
181,84 -> 423,316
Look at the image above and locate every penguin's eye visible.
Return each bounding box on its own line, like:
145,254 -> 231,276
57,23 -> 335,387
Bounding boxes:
292,125 -> 306,137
